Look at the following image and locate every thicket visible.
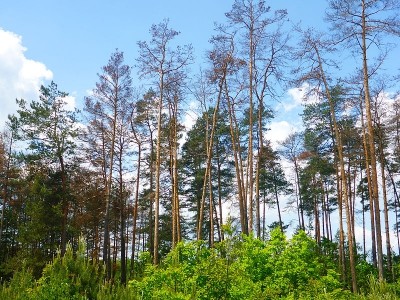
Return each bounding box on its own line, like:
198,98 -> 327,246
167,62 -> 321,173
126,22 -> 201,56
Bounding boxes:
1,229 -> 399,299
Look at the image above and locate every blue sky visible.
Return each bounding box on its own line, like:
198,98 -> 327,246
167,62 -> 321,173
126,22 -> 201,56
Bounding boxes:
0,0 -> 330,129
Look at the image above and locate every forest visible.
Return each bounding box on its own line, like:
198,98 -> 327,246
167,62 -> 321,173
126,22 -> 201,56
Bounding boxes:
1,0 -> 400,299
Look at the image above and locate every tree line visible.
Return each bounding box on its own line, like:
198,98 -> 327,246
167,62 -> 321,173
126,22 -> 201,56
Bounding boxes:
1,0 -> 400,293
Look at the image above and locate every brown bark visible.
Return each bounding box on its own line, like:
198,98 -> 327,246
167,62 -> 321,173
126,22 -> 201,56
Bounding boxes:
130,129 -> 141,275
225,80 -> 248,235
360,100 -> 377,267
197,79 -> 223,240
153,72 -> 163,265
314,44 -> 357,291
361,0 -> 384,279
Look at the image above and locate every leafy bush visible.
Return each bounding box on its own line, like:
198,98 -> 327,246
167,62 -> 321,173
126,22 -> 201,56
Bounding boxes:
32,238 -> 103,300
0,266 -> 35,300
3,230 -> 400,299
128,229 -> 350,299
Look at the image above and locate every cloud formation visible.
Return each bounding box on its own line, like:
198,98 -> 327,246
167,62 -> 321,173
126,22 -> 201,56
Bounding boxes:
0,28 -> 53,128
277,83 -> 320,112
266,120 -> 293,149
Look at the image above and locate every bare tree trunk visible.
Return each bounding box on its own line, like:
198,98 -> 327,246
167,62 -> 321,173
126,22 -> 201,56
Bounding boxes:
274,179 -> 283,233
361,0 -> 384,279
380,157 -> 392,279
148,128 -> 154,256
103,114 -> 117,281
197,81 -> 223,240
0,133 -> 12,247
59,155 -> 68,256
209,170 -> 214,247
376,116 -> 393,278
217,148 -> 224,241
387,168 -> 400,255
118,138 -> 127,285
315,45 -> 357,291
262,193 -> 266,240
225,83 -> 248,235
294,160 -> 305,230
247,35 -> 254,234
255,102 -> 264,238
360,100 -> 377,267
153,73 -> 163,264
130,140 -> 141,275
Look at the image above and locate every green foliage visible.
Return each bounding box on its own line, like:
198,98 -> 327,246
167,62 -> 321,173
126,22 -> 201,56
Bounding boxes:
2,231 -> 400,299
128,229 -> 349,299
0,266 -> 35,300
358,276 -> 398,300
96,283 -> 137,300
32,239 -> 102,300
0,237 -> 103,300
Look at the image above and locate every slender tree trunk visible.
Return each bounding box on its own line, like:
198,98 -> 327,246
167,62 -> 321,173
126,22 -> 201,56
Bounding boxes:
154,73 -> 163,264
325,183 -> 331,241
216,148 -> 224,241
102,113 -> 117,281
59,155 -> 68,256
170,114 -> 177,248
262,193 -> 266,240
173,96 -> 181,243
197,81 -> 222,240
148,128 -> 154,256
169,94 -> 181,247
130,140 -> 141,275
209,171 -> 214,247
119,142 -> 127,285
360,165 -> 367,259
376,109 -> 393,278
255,100 -> 264,238
294,160 -> 305,230
361,0 -> 384,279
274,178 -> 283,233
0,135 -> 12,246
380,158 -> 392,279
360,100 -> 377,267
387,168 -> 400,255
225,83 -> 248,235
246,22 -> 255,235
315,45 -> 357,291
376,120 -> 393,278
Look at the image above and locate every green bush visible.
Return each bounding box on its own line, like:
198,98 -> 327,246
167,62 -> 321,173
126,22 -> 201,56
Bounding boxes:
0,266 -> 35,300
3,230 -> 400,299
32,237 -> 102,300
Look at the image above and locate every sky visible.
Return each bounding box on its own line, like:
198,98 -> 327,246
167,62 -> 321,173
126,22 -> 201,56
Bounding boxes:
1,1 -> 400,247
0,0 -> 330,134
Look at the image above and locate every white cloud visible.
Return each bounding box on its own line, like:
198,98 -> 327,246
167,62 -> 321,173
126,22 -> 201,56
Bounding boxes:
0,28 -> 53,128
266,121 -> 293,149
183,100 -> 198,130
284,87 -> 305,111
64,95 -> 76,112
278,83 -> 320,112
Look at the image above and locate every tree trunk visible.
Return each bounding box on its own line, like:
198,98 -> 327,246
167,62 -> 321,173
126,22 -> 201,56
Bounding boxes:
315,45 -> 357,291
360,100 -> 377,267
59,154 -> 68,257
119,140 -> 127,285
216,147 -> 224,241
361,0 -> 384,279
153,73 -> 164,265
273,169 -> 283,233
197,81 -> 222,240
130,139 -> 141,275
225,80 -> 248,235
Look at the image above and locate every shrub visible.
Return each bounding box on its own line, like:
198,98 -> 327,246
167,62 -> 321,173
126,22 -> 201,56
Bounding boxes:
32,237 -> 102,300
